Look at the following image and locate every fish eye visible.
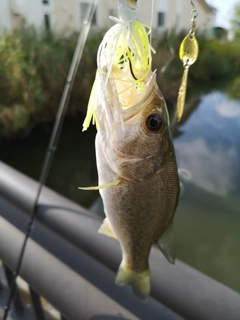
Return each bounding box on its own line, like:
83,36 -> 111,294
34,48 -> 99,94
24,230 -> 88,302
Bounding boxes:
145,113 -> 162,132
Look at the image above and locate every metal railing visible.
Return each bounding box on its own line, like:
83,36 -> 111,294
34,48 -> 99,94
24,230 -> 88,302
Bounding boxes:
0,160 -> 240,320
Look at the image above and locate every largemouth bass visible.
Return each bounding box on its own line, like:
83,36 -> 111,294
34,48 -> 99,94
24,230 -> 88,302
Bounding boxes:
81,0 -> 179,300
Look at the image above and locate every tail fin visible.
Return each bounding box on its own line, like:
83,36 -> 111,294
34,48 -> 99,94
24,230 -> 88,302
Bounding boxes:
115,262 -> 150,300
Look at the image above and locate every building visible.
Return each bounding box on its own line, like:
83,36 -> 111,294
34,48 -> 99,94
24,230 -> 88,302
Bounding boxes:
149,0 -> 216,33
0,0 -> 215,34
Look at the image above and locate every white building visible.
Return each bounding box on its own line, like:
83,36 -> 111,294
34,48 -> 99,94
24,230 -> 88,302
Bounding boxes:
0,0 -> 54,32
0,0 -> 215,34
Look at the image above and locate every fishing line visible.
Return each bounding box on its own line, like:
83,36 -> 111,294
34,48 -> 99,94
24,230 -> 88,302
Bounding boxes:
150,0 -> 155,46
161,29 -> 176,74
3,1 -> 97,319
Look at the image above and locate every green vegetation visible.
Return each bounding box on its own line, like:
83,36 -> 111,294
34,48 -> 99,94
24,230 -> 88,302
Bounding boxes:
1,27 -> 240,140
154,31 -> 240,83
0,27 -> 102,140
231,3 -> 240,40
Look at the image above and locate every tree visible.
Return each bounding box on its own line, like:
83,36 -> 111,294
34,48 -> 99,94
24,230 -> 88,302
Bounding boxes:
231,3 -> 240,39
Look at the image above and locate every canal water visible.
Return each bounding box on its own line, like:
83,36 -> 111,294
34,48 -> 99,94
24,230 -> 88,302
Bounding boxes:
173,90 -> 240,293
0,88 -> 239,293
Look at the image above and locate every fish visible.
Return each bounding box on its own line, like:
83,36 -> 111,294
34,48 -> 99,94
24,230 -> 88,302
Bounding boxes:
81,0 -> 179,300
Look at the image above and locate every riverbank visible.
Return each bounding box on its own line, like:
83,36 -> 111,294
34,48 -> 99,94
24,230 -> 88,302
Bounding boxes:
1,27 -> 240,141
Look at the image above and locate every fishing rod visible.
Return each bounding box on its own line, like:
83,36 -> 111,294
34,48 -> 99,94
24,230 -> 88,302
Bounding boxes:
3,1 -> 98,318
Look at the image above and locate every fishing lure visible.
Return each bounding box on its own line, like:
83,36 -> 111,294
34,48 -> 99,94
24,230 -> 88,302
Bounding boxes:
82,0 -> 154,133
176,0 -> 199,122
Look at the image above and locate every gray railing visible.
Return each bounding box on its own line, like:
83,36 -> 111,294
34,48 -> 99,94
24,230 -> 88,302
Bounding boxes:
0,161 -> 240,320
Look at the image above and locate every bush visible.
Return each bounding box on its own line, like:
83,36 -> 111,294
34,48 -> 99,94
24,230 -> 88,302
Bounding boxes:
191,39 -> 238,82
0,27 -> 103,140
226,76 -> 240,99
153,32 -> 240,84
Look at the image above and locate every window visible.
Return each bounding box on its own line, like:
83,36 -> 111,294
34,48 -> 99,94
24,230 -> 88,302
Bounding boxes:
43,0 -> 49,4
157,12 -> 165,28
44,14 -> 50,31
80,2 -> 97,26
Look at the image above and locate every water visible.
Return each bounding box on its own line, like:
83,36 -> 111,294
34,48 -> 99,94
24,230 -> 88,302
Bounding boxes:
174,90 -> 240,293
0,117 -> 99,208
0,89 -> 240,293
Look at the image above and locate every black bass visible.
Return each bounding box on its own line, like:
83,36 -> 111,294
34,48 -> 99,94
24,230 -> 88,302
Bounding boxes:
81,0 -> 179,300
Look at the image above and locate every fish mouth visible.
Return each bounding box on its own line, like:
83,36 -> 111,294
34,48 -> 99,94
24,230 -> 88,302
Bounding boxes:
107,65 -> 155,114
120,75 -> 158,121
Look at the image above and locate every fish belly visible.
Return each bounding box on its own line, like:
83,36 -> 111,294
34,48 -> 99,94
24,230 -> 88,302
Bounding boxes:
95,132 -> 179,272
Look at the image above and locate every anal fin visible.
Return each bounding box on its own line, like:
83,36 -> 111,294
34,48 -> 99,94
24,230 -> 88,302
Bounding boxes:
155,220 -> 175,264
98,218 -> 117,239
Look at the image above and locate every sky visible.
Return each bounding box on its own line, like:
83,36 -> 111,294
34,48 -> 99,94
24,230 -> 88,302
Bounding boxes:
208,0 -> 239,29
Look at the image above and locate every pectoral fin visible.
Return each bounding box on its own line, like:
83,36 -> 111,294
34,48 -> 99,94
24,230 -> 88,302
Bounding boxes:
98,218 -> 117,239
155,220 -> 175,264
78,178 -> 121,191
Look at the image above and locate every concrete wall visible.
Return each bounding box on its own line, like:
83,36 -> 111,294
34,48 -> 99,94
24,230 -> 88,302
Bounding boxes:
151,0 -> 215,33
24,0 -> 47,30
54,0 -> 78,34
97,0 -> 118,29
0,0 -> 12,31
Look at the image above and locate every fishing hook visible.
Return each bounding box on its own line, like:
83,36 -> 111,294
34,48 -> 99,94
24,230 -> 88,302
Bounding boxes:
129,58 -> 138,80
